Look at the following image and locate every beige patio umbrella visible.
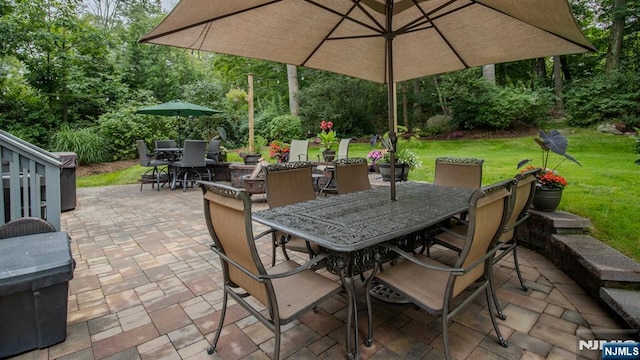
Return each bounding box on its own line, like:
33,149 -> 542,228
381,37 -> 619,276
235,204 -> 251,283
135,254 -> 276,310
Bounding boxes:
140,0 -> 594,200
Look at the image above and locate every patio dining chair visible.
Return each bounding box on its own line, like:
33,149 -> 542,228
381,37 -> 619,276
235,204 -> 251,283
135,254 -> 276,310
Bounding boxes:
334,157 -> 371,195
205,138 -> 221,166
429,168 -> 540,296
433,156 -> 484,189
136,140 -> 170,191
288,139 -> 309,162
171,140 -> 211,191
154,139 -> 176,149
199,181 -> 341,360
365,178 -> 516,360
0,217 -> 56,239
316,138 -> 351,192
264,161 -> 321,266
434,156 -> 484,226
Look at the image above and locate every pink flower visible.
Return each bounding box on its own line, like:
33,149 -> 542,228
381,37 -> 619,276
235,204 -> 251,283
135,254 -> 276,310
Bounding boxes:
320,120 -> 333,131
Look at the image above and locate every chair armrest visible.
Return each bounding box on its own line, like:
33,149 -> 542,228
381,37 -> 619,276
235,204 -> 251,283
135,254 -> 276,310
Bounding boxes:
259,253 -> 331,279
377,243 -> 464,274
503,213 -> 530,233
457,241 -> 505,275
210,245 -> 330,282
254,228 -> 276,241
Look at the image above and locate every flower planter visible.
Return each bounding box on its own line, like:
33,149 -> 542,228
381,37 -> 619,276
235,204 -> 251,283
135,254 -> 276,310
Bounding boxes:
377,163 -> 410,182
322,149 -> 336,162
243,154 -> 261,165
532,188 -> 563,212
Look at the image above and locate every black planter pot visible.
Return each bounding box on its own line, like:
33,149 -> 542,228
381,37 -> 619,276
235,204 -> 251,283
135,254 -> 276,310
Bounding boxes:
377,163 -> 410,181
322,149 -> 336,162
532,188 -> 563,212
243,154 -> 261,165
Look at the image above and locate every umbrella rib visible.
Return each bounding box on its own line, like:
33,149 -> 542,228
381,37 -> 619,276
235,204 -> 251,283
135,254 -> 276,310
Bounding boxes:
301,0 -> 385,67
396,0 -> 461,35
191,22 -> 213,52
140,0 -> 283,42
474,1 -> 596,52
398,0 -> 472,68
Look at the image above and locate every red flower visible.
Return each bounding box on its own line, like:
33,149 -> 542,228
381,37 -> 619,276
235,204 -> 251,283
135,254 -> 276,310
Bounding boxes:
320,120 -> 333,131
269,140 -> 290,163
524,166 -> 568,189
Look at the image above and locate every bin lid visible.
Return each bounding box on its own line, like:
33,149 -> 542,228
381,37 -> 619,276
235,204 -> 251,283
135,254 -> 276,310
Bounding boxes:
52,152 -> 77,168
0,232 -> 74,294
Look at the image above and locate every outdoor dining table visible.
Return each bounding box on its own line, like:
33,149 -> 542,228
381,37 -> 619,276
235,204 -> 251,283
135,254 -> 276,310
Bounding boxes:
152,147 -> 183,189
153,147 -> 182,162
252,181 -> 474,359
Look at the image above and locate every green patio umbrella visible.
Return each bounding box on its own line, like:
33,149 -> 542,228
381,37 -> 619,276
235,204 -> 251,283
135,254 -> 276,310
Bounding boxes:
136,100 -> 222,145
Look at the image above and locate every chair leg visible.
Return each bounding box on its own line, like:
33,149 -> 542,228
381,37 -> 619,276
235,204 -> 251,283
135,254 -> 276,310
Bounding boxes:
207,290 -> 229,355
442,313 -> 451,360
153,166 -> 161,191
488,265 -> 506,320
512,245 -> 528,291
274,320 -> 281,360
485,287 -> 508,348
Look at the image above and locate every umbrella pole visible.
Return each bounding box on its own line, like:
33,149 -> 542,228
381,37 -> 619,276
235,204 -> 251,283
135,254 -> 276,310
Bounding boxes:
386,0 -> 397,201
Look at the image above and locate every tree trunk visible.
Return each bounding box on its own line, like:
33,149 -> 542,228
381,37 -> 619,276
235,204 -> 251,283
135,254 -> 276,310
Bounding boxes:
532,58 -> 547,88
482,64 -> 496,84
553,56 -> 564,111
605,0 -> 626,73
433,77 -> 450,116
412,79 -> 422,122
287,64 -> 300,116
559,56 -> 572,82
400,82 -> 409,131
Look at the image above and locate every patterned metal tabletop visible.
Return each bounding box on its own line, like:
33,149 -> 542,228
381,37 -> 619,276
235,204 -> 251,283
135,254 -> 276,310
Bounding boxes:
253,181 -> 474,252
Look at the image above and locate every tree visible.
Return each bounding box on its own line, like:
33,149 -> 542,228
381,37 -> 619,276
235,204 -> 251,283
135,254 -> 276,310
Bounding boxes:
605,0 -> 626,72
286,65 -> 300,116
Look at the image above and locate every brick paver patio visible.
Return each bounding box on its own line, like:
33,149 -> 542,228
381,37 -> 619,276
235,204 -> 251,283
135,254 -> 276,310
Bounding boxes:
8,180 -> 628,360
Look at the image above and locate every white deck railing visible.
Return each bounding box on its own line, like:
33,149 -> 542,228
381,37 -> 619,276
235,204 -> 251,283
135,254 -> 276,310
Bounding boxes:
0,130 -> 62,231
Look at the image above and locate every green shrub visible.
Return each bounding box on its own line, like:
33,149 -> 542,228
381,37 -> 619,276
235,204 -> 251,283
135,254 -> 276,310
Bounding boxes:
261,114 -> 303,142
439,70 -> 553,130
50,127 -> 110,165
565,71 -> 640,127
99,106 -> 176,160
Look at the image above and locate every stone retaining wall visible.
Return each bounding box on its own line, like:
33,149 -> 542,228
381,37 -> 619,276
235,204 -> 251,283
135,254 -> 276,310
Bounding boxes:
516,210 -> 640,331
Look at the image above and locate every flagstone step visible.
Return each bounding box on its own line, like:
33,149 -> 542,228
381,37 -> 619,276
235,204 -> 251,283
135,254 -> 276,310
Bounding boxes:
600,288 -> 640,330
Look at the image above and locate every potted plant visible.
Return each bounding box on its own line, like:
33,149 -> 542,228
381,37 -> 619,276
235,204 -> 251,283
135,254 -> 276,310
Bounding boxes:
316,120 -> 337,161
375,136 -> 422,181
240,136 -> 267,164
367,149 -> 384,172
518,129 -> 581,211
268,140 -> 291,163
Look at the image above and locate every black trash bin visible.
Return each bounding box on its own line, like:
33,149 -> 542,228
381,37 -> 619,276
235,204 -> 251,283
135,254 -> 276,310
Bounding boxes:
0,232 -> 74,358
53,152 -> 77,212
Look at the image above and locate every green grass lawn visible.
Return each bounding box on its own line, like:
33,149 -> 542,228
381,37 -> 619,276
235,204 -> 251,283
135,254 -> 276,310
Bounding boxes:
78,127 -> 640,262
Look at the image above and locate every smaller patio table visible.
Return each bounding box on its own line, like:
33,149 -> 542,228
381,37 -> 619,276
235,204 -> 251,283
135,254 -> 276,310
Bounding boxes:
252,181 -> 474,359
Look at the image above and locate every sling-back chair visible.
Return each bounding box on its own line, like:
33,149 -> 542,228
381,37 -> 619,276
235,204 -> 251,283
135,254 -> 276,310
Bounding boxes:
199,181 -> 341,360
288,140 -> 309,162
365,178 -> 516,360
264,161 -> 320,266
334,157 -> 371,195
